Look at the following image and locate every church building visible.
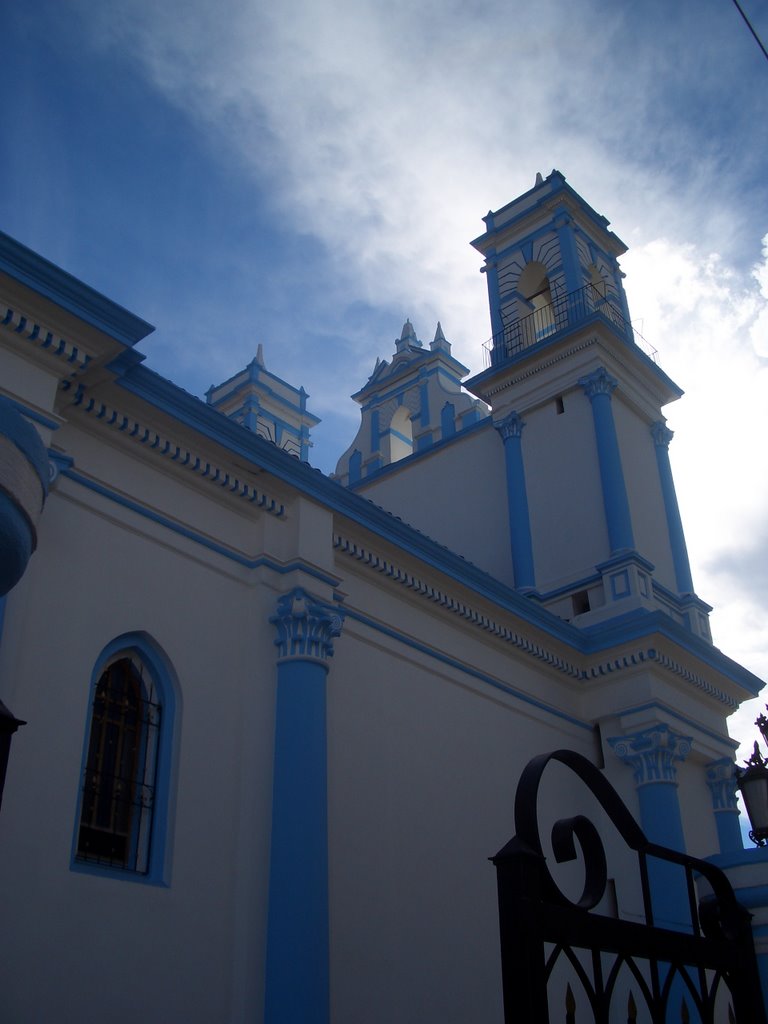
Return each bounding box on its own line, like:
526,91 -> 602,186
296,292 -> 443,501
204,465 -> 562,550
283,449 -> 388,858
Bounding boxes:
0,171 -> 764,1022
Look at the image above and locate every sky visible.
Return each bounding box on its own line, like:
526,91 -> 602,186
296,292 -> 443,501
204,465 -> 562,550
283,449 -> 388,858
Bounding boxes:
2,1 -> 767,766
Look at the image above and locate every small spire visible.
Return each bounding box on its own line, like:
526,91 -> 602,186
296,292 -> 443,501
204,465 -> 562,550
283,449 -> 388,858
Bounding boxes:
535,171 -> 544,186
255,343 -> 266,368
430,321 -> 451,353
396,318 -> 421,353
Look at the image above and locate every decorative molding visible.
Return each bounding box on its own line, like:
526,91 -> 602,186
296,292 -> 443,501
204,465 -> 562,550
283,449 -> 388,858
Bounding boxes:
608,724 -> 693,786
63,384 -> 286,518
705,758 -> 740,811
271,588 -> 344,661
333,533 -> 745,705
0,298 -> 93,372
494,410 -> 526,441
477,335 -> 601,400
651,649 -> 737,708
579,365 -> 618,400
334,533 -> 582,678
651,420 -> 674,449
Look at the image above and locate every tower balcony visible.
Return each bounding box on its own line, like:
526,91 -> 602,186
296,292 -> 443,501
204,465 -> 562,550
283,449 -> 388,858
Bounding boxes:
483,284 -> 658,369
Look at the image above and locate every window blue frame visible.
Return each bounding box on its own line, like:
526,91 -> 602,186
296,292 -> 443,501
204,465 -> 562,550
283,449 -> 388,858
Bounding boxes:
71,632 -> 179,885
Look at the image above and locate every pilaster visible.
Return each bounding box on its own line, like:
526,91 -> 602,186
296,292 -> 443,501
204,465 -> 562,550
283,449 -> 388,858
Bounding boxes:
706,757 -> 743,853
494,411 -> 535,591
265,589 -> 344,1024
609,724 -> 692,929
651,421 -> 694,595
579,367 -> 635,555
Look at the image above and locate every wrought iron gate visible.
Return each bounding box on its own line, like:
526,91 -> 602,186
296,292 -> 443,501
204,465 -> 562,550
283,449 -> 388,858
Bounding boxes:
492,750 -> 766,1023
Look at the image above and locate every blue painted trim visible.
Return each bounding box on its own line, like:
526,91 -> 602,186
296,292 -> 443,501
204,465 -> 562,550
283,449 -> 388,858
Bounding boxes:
0,229 -> 154,347
483,253 -> 506,341
580,370 -> 635,553
354,356 -> 468,403
370,410 -> 380,453
612,701 -> 737,750
471,171 -> 624,258
554,214 -> 583,295
356,364 -> 467,410
419,382 -> 430,426
351,417 -> 492,487
707,847 -> 768,871
441,402 -> 456,439
719,884 -> 768,908
209,374 -> 320,427
60,441 -> 761,701
265,656 -> 330,1024
348,449 -> 361,484
388,427 -> 413,446
652,424 -> 694,594
634,771 -> 690,930
496,415 -> 536,589
343,607 -> 592,732
714,806 -> 744,854
465,321 -> 682,404
226,403 -> 310,443
70,367 -> 760,697
0,496 -> 34,592
0,395 -> 50,495
70,632 -> 180,885
60,467 -> 340,587
0,396 -> 59,432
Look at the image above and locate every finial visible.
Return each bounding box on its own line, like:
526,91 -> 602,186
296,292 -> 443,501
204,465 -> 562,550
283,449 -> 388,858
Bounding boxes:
256,343 -> 266,368
430,321 -> 450,352
535,171 -> 544,186
396,318 -> 421,353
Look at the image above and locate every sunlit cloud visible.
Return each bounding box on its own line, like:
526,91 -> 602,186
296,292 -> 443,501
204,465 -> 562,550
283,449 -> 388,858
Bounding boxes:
49,0 -> 768,756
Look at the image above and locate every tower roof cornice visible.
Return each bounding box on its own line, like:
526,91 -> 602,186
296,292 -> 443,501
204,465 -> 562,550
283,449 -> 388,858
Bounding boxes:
471,170 -> 626,261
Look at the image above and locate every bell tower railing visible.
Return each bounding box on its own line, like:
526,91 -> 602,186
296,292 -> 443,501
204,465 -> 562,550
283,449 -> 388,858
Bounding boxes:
483,284 -> 658,368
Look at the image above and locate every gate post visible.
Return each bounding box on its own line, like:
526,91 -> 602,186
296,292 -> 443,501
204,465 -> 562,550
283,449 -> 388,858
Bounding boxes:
491,836 -> 549,1024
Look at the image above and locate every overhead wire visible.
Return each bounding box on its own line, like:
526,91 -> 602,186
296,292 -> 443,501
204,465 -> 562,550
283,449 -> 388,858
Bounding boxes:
730,0 -> 768,63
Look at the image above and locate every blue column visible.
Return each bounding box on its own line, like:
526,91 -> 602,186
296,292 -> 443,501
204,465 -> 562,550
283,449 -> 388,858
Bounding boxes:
554,212 -> 582,295
579,368 -> 635,554
706,758 -> 744,853
483,256 -> 505,343
609,725 -> 692,930
494,412 -> 535,591
265,589 -> 344,1024
651,421 -> 694,595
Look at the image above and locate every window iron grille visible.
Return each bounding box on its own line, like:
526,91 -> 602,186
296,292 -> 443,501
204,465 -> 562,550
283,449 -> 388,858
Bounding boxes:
77,658 -> 161,874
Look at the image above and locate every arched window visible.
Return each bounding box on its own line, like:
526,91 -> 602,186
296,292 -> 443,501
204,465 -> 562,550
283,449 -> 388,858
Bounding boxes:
518,261 -> 556,341
73,635 -> 178,882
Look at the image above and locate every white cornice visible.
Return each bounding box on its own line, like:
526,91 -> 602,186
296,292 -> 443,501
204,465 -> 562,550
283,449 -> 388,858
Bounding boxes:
1,295 -> 93,374
62,383 -> 286,518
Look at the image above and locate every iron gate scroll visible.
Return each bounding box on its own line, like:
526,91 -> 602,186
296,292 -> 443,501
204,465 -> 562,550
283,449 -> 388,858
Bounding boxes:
492,750 -> 765,1023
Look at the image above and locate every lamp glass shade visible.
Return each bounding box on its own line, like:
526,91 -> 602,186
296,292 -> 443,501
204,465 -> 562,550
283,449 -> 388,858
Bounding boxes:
738,764 -> 768,841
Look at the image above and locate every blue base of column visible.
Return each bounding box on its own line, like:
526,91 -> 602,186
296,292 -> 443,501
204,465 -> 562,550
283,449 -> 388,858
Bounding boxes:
637,783 -> 690,930
265,658 -> 330,1024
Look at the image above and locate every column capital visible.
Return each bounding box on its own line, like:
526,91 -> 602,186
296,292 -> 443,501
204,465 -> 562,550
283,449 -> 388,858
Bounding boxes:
651,420 -> 674,449
271,588 -> 344,662
608,724 -> 692,786
706,757 -> 740,811
579,366 -> 618,401
494,410 -> 525,441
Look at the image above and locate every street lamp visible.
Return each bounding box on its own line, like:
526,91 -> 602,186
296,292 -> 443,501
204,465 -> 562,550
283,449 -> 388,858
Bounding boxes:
737,711 -> 768,847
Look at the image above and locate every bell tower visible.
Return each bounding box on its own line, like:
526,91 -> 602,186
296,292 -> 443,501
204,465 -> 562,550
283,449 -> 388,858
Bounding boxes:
465,171 -> 711,640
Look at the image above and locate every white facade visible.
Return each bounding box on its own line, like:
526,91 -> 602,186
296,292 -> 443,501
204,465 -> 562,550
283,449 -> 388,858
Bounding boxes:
0,172 -> 762,1023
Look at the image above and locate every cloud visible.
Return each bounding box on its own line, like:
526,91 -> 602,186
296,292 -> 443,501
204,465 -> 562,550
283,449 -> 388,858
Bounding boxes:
70,0 -> 768,754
